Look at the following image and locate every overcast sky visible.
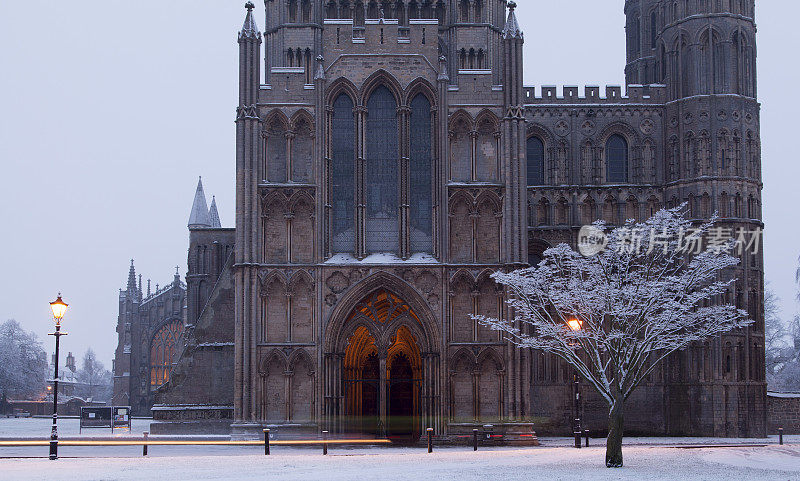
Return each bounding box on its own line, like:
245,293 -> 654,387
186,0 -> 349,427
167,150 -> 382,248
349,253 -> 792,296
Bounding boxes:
0,1 -> 797,367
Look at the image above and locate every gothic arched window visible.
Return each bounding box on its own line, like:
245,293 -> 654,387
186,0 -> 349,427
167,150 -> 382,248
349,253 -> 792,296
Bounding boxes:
606,135 -> 629,183
650,11 -> 658,48
331,94 -> 356,253
410,94 -> 433,253
265,118 -> 288,182
365,86 -> 399,253
150,319 -> 183,388
527,136 -> 545,186
631,16 -> 641,57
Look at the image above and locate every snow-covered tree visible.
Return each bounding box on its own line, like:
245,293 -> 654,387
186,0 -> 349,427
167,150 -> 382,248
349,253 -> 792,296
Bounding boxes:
475,207 -> 751,467
0,319 -> 48,402
76,349 -> 112,401
767,258 -> 800,391
765,288 -> 792,382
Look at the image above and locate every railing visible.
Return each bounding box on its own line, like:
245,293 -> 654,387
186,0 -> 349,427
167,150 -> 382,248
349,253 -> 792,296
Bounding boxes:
0,436 -> 393,458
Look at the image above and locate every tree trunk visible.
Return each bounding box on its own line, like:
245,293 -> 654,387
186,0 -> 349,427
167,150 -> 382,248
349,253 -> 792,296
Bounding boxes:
605,393 -> 624,468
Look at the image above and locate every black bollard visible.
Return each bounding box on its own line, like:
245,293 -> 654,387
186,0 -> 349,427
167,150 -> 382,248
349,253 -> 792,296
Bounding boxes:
584,429 -> 589,447
427,427 -> 434,453
779,427 -> 784,445
473,428 -> 478,451
574,430 -> 581,448
323,430 -> 328,455
264,429 -> 270,455
142,432 -> 148,456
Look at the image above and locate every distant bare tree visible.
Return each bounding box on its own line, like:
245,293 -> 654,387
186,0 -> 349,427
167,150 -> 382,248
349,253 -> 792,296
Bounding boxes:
77,349 -> 112,401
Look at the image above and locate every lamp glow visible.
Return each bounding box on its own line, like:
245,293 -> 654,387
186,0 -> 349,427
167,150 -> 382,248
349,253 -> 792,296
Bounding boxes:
567,319 -> 583,331
49,294 -> 68,322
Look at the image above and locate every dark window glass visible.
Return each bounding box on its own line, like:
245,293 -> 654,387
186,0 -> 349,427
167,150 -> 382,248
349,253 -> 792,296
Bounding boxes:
527,136 -> 544,186
410,94 -> 433,253
365,86 -> 399,253
331,94 -> 355,253
606,135 -> 629,183
650,12 -> 658,48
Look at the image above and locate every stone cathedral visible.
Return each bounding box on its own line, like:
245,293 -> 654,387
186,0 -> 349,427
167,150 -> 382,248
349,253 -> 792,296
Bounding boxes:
146,0 -> 766,440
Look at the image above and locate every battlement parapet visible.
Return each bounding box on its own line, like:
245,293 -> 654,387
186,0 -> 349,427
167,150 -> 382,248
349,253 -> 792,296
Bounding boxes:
523,84 -> 668,105
323,18 -> 438,47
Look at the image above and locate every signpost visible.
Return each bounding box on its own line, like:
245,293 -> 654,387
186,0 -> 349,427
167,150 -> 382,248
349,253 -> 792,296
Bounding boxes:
80,406 -> 131,433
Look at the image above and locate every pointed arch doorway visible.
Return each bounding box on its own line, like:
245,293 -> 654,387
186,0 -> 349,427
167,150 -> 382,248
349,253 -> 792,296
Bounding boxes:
340,289 -> 425,442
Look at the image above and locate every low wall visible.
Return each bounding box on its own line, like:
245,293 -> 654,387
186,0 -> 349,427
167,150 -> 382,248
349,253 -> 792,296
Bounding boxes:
767,392 -> 800,434
151,404 -> 233,435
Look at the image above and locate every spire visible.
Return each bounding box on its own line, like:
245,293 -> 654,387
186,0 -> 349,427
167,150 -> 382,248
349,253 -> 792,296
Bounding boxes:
127,259 -> 136,292
503,1 -> 523,40
188,177 -> 212,228
239,2 -> 260,40
138,274 -> 143,297
174,266 -> 181,286
208,196 -> 222,228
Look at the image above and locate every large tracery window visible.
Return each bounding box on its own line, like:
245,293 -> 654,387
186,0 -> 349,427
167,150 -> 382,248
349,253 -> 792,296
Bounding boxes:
149,319 -> 183,388
331,94 -> 355,253
329,83 -> 435,258
409,94 -> 433,253
365,86 -> 400,254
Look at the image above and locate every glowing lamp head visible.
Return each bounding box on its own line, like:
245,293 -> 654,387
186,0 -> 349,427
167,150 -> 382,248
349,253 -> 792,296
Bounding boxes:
567,319 -> 583,332
50,294 -> 68,322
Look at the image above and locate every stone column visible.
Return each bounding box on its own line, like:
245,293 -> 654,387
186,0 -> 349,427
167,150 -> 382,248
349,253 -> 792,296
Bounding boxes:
398,105 -> 411,259
355,105 -> 368,259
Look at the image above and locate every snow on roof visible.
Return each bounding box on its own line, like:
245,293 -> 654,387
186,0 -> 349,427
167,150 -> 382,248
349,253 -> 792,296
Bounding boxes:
767,391 -> 800,398
325,253 -> 438,265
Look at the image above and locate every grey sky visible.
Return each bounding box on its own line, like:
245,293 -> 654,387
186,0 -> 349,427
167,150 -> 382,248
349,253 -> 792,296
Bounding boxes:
0,1 -> 796,367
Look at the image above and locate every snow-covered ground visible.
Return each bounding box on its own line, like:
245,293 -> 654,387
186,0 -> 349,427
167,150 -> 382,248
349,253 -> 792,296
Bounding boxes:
1,445 -> 799,481
1,418 -> 798,480
0,417 -> 151,438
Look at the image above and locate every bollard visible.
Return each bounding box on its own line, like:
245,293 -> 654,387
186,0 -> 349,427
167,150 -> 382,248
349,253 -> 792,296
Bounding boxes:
142,432 -> 148,456
584,429 -> 589,447
574,430 -> 581,448
263,429 -> 270,455
473,428 -> 478,451
779,427 -> 784,445
322,430 -> 328,455
427,427 -> 434,453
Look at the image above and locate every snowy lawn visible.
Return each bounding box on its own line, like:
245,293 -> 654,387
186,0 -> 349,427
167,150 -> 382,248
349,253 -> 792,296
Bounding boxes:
2,418 -> 799,480
1,445 -> 800,481
0,417 -> 153,438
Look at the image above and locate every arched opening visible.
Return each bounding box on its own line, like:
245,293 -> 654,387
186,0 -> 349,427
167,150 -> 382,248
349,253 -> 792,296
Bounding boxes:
341,289 -> 424,442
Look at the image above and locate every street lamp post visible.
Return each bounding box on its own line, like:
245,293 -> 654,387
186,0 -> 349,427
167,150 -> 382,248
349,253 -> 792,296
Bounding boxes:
48,294 -> 68,461
567,319 -> 583,448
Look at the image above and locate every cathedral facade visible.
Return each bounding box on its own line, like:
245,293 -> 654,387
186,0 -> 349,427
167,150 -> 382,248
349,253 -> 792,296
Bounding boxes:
151,0 -> 766,439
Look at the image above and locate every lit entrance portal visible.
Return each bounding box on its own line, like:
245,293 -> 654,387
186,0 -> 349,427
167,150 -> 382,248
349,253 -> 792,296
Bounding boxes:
342,290 -> 423,442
